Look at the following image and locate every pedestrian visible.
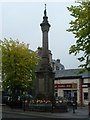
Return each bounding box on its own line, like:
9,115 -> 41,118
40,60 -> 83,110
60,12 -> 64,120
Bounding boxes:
72,97 -> 77,113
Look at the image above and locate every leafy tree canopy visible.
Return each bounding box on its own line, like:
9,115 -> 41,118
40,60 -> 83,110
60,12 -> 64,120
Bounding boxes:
1,38 -> 39,95
67,0 -> 90,72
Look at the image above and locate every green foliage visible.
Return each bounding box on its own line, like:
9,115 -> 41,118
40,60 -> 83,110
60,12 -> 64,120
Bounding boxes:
67,1 -> 90,71
1,38 -> 39,95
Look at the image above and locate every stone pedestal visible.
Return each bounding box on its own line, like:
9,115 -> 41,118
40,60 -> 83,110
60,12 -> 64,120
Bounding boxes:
35,70 -> 54,99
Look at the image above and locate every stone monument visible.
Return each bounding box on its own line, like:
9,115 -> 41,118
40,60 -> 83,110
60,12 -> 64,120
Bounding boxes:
34,5 -> 55,100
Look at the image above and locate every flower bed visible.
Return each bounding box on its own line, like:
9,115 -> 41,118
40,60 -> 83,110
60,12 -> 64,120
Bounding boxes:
29,99 -> 52,112
27,99 -> 68,112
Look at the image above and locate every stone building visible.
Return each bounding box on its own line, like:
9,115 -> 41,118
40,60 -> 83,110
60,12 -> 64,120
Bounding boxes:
52,59 -> 65,71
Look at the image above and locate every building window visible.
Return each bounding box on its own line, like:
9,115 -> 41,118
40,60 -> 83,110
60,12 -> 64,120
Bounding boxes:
84,92 -> 88,100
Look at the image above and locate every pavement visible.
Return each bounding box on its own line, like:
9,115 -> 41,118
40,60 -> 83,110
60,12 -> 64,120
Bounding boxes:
1,105 -> 90,119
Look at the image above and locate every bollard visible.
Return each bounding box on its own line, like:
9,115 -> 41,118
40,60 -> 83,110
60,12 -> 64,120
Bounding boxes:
88,102 -> 90,116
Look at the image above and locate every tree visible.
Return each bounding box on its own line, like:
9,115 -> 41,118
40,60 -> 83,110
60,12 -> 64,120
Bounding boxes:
67,0 -> 90,72
1,38 -> 39,95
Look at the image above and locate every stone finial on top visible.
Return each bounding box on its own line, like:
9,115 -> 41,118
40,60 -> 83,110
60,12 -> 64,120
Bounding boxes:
44,4 -> 47,16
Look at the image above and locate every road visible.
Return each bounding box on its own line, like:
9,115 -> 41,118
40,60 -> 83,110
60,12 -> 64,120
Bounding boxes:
2,111 -> 63,119
1,105 -> 90,120
2,110 -> 89,120
2,111 -> 39,118
2,111 -> 71,120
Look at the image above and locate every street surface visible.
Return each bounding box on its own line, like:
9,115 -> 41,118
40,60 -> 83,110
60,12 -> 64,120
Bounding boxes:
1,105 -> 90,120
2,111 -> 41,118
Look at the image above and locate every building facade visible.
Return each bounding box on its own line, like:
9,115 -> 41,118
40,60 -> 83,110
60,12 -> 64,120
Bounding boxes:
54,68 -> 90,105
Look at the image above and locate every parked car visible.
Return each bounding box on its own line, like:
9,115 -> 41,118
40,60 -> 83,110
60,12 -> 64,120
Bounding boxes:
8,94 -> 33,108
55,96 -> 68,104
2,95 -> 11,105
20,94 -> 33,101
2,91 -> 11,105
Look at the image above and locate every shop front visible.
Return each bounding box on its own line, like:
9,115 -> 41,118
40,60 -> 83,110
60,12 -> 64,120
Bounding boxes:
54,69 -> 90,105
54,83 -> 77,101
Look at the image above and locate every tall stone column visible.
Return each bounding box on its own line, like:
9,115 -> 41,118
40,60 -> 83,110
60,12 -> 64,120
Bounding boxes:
34,5 -> 55,99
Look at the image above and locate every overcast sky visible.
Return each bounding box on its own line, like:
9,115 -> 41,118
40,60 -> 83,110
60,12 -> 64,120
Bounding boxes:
1,0 -> 82,69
